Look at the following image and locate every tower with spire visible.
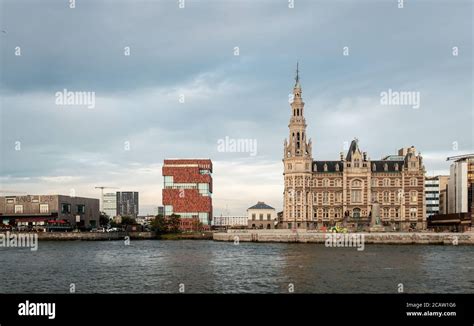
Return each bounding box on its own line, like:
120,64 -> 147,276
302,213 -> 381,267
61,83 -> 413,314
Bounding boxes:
282,63 -> 313,229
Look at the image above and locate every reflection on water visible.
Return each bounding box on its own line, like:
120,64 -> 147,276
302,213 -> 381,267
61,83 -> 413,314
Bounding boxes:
0,240 -> 473,293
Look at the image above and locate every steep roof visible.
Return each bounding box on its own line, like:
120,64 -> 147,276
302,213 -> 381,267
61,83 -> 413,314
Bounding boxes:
313,161 -> 343,173
345,139 -> 361,161
248,202 -> 274,210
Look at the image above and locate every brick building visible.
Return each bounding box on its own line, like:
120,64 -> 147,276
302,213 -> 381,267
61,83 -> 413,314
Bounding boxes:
162,159 -> 213,228
282,67 -> 426,231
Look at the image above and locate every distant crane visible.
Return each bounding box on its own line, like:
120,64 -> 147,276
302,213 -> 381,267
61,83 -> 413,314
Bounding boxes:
94,186 -> 119,212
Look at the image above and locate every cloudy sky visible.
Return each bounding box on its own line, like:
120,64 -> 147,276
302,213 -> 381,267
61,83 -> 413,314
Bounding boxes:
0,0 -> 472,215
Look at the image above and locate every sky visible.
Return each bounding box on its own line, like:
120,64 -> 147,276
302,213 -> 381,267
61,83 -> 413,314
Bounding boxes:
0,0 -> 473,216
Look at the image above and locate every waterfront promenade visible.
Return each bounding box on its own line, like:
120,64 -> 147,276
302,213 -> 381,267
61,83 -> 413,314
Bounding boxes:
213,229 -> 474,245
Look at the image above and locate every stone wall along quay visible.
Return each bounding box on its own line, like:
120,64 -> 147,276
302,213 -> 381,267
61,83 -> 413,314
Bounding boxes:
22,231 -> 156,241
213,229 -> 474,245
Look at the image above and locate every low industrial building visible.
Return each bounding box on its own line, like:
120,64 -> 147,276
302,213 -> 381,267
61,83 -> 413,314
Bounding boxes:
0,195 -> 100,231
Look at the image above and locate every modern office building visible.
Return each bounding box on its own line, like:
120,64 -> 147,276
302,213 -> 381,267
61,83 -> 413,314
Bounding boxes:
425,176 -> 449,217
116,191 -> 139,218
103,192 -> 117,219
0,195 -> 99,229
162,159 -> 213,227
247,202 -> 277,229
446,154 -> 474,218
282,66 -> 426,231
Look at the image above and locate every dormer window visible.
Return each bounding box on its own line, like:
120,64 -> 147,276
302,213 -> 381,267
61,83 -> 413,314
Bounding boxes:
372,163 -> 376,171
384,163 -> 388,171
335,164 -> 339,172
394,163 -> 399,171
323,163 -> 328,172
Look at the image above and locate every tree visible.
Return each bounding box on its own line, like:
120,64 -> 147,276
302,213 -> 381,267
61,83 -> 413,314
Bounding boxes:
99,212 -> 110,227
120,216 -> 136,225
150,214 -> 167,234
167,214 -> 181,233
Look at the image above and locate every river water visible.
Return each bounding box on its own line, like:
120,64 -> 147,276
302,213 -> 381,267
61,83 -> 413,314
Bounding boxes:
0,240 -> 473,293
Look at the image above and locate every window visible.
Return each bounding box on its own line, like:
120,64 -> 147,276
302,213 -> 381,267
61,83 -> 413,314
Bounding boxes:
383,178 -> 390,187
267,213 -> 271,221
410,191 -> 417,203
323,163 -> 328,172
61,203 -> 71,214
335,164 -> 340,172
323,192 -> 329,204
252,214 -> 256,221
383,208 -> 389,218
14,205 -> 23,214
198,183 -> 210,196
394,163 -> 399,171
372,163 -> 376,171
336,192 -> 342,203
354,159 -> 360,168
335,179 -> 342,187
410,208 -> 417,218
395,208 -> 400,218
323,179 -> 329,187
371,178 -> 377,187
77,204 -> 85,214
353,208 -> 361,218
351,190 -> 362,203
164,205 -> 173,216
384,163 -> 388,171
395,179 -> 401,187
323,209 -> 329,218
410,178 -> 418,186
164,176 -> 173,187
199,169 -> 211,175
352,179 -> 362,187
198,212 -> 208,224
383,191 -> 389,203
40,204 -> 49,213
259,214 -> 263,221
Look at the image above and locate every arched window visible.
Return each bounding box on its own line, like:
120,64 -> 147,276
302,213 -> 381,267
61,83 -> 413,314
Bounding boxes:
353,208 -> 361,218
323,179 -> 329,187
410,178 -> 418,186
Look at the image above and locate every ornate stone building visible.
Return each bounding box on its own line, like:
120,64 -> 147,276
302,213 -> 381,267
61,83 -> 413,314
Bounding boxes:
282,67 -> 426,231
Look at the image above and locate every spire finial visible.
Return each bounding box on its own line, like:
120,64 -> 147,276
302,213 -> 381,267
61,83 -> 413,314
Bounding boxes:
295,61 -> 300,85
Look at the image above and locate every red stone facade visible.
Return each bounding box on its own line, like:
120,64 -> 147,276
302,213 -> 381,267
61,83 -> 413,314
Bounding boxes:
162,159 -> 213,229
